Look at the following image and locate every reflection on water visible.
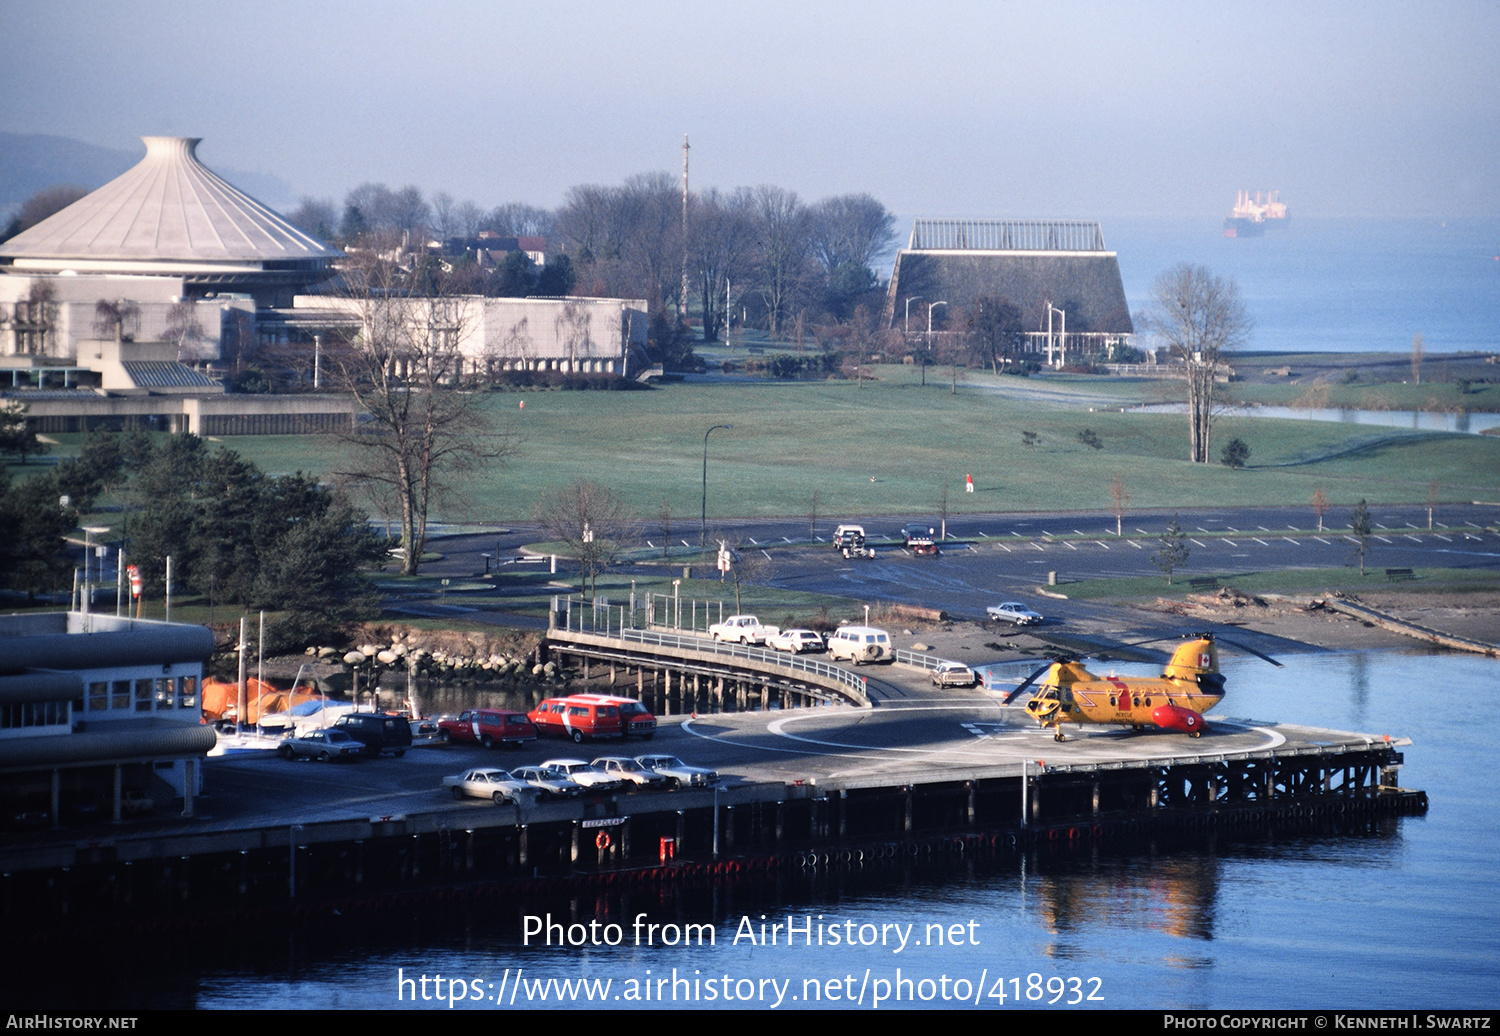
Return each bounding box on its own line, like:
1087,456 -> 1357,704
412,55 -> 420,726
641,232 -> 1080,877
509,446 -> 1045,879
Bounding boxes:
1131,402 -> 1500,434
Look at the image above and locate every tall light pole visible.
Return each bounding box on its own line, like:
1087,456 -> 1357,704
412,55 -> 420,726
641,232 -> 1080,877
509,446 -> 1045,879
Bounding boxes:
1046,303 -> 1066,368
701,423 -> 732,546
904,296 -> 924,335
925,301 -> 947,386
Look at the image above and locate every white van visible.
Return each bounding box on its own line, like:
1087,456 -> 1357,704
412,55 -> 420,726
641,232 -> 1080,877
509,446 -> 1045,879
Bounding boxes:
826,625 -> 893,664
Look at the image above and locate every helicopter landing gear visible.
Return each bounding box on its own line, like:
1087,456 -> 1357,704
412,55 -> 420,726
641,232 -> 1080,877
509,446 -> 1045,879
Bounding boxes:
1053,730 -> 1067,743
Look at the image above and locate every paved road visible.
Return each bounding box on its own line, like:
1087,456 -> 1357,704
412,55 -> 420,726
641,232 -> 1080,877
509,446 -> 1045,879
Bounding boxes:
415,503 -> 1500,635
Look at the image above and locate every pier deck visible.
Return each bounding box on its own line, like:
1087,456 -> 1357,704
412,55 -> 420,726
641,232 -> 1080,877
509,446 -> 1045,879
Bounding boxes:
0,668 -> 1424,928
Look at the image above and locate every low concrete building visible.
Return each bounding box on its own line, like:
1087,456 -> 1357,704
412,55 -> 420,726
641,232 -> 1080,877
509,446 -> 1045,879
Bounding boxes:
0,612 -> 217,825
292,294 -> 650,376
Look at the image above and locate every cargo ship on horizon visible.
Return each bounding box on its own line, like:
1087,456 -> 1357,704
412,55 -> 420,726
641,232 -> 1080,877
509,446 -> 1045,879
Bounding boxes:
1223,189 -> 1289,237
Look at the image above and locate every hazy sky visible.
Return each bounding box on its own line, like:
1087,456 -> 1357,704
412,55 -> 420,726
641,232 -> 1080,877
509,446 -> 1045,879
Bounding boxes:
3,0 -> 1497,220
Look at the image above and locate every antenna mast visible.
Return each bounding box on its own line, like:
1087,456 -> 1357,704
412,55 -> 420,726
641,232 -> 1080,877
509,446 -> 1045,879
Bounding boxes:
680,134 -> 690,320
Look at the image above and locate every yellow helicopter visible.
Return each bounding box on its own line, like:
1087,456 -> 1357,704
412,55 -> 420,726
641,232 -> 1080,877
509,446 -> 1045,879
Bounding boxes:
1001,633 -> 1282,742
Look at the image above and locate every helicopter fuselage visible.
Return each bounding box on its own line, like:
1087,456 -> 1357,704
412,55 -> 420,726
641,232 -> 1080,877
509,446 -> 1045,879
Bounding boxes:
1020,638 -> 1229,739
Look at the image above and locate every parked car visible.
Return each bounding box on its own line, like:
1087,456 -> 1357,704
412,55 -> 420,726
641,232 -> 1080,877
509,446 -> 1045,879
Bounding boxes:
709,614 -> 778,645
898,523 -> 936,547
832,524 -> 866,550
509,765 -> 584,800
279,729 -> 365,762
635,753 -> 719,789
826,625 -> 893,664
538,758 -> 625,792
908,535 -> 940,556
529,694 -> 656,742
931,661 -> 979,687
833,524 -> 875,559
330,711 -> 413,757
437,708 -> 537,748
767,628 -> 824,653
591,756 -> 672,788
987,602 -> 1044,625
442,767 -> 534,804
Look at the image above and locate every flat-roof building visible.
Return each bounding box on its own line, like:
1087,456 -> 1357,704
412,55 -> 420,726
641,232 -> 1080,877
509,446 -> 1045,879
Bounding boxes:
0,612 -> 216,824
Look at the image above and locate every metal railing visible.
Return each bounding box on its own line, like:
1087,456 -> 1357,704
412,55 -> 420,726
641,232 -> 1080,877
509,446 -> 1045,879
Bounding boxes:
894,648 -> 948,671
621,628 -> 868,704
548,597 -> 868,704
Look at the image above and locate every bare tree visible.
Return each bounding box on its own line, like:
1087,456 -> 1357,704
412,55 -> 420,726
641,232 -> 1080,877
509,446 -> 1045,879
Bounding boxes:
1411,333 -> 1425,386
536,479 -> 634,597
93,299 -> 141,342
3,184 -> 88,240
658,498 -> 673,559
689,187 -> 756,342
1312,488 -> 1329,532
164,301 -> 209,362
331,257 -> 508,576
1427,480 -> 1440,530
1350,499 -> 1373,576
1109,475 -> 1129,536
749,185 -> 813,338
13,281 -> 58,355
1146,264 -> 1250,463
808,193 -> 896,276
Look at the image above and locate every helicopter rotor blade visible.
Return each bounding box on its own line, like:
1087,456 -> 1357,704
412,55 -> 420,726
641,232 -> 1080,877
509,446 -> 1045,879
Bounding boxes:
1002,661 -> 1058,705
1209,633 -> 1284,668
1117,630 -> 1283,668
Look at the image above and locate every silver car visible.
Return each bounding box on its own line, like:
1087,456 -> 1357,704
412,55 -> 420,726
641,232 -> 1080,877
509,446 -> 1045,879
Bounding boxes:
768,628 -> 824,653
931,661 -> 978,687
441,767 -> 534,804
510,765 -> 584,800
635,753 -> 719,789
540,758 -> 625,792
592,756 -> 672,788
278,729 -> 364,762
987,602 -> 1044,625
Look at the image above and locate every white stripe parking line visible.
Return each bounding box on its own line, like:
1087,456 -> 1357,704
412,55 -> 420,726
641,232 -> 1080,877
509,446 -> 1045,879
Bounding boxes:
1252,538 -> 1270,546
1314,536 -> 1331,545
1128,541 -> 1143,549
1222,539 -> 1238,547
1190,538 -> 1207,548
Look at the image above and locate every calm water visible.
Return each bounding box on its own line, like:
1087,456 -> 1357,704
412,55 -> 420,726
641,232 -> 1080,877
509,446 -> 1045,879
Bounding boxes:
49,649 -> 1487,1011
1130,401 -> 1500,435
1109,216 -> 1500,355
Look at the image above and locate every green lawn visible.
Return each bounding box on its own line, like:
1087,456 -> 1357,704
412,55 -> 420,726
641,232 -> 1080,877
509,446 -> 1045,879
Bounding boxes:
26,366 -> 1500,523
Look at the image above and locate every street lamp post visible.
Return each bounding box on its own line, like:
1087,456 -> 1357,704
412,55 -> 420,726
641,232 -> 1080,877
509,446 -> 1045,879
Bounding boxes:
925,301 -> 947,386
1046,303 -> 1066,368
904,296 -> 923,335
701,423 -> 732,546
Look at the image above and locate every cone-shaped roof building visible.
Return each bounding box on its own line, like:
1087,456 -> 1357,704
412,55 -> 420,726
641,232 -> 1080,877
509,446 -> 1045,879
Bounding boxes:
0,137 -> 335,300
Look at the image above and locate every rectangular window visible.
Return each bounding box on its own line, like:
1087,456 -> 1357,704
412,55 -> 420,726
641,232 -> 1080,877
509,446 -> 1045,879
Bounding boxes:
111,680 -> 131,710
178,676 -> 197,709
135,678 -> 154,712
89,682 -> 108,713
154,678 -> 175,710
